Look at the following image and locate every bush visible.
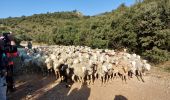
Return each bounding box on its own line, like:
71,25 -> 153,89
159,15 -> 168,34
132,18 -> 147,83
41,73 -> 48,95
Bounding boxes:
142,47 -> 170,63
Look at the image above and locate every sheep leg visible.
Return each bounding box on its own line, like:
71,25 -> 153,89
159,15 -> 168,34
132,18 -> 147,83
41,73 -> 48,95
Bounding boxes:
82,77 -> 84,84
128,75 -> 131,80
91,75 -> 94,85
111,73 -> 114,82
109,74 -> 113,83
124,75 -> 127,84
100,76 -> 104,86
105,74 -> 107,83
136,75 -> 140,81
113,73 -> 116,80
128,71 -> 132,80
120,74 -> 124,84
116,73 -> 119,79
54,70 -> 58,79
128,72 -> 131,80
61,76 -> 64,82
88,75 -> 93,85
104,75 -> 107,85
106,75 -> 109,83
101,76 -> 103,86
139,72 -> 145,82
87,75 -> 89,80
86,75 -> 90,85
136,70 -> 141,81
57,71 -> 61,79
114,72 -> 119,79
109,74 -> 112,83
55,70 -> 60,79
78,76 -> 82,83
87,75 -> 91,85
81,77 -> 84,85
94,73 -> 98,79
92,74 -> 96,84
79,77 -> 84,88
99,75 -> 102,86
71,74 -> 76,83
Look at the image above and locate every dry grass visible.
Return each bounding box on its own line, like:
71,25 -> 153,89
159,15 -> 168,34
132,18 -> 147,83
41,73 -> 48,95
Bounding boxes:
155,61 -> 170,72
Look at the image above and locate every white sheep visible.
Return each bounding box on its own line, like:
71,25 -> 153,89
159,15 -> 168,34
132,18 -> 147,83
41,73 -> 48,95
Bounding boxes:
19,45 -> 152,86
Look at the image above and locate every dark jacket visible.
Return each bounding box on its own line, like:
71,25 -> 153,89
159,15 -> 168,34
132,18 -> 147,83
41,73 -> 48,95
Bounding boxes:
4,45 -> 18,66
0,49 -> 8,77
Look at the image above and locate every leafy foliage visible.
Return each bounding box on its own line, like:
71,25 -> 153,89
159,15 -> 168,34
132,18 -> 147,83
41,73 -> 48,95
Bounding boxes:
0,1 -> 169,63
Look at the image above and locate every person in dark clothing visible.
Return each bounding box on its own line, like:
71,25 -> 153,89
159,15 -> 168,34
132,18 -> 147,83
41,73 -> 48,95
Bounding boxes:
0,38 -> 7,100
27,41 -> 32,49
1,32 -> 18,93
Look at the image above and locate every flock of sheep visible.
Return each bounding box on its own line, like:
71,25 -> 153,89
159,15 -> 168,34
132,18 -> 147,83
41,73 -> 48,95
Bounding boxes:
19,45 -> 151,87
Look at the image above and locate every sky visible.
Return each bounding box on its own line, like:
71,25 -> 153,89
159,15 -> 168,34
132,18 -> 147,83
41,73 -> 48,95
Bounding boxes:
0,0 -> 135,18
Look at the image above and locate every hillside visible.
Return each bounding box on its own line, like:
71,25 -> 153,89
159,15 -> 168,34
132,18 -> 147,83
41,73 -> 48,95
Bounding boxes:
0,0 -> 170,63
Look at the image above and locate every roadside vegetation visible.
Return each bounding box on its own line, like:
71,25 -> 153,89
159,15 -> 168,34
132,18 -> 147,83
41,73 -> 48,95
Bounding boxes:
0,0 -> 169,64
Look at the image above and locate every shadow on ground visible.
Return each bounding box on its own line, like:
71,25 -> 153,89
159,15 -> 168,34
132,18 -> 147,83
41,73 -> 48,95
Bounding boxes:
114,95 -> 128,100
37,83 -> 91,100
8,74 -> 91,100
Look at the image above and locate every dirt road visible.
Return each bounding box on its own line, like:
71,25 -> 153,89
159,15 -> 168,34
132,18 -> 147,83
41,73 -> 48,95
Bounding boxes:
8,67 -> 170,100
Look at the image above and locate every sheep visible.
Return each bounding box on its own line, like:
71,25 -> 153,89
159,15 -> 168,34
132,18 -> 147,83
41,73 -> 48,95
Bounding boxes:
44,57 -> 54,75
135,59 -> 151,82
71,62 -> 87,87
60,64 -> 74,88
111,62 -> 119,79
53,58 -> 65,79
85,60 -> 97,85
18,45 -> 152,87
143,60 -> 151,71
22,58 -> 33,73
105,62 -> 114,83
70,56 -> 92,85
29,54 -> 47,75
95,61 -> 108,85
115,57 -> 132,83
129,55 -> 149,82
